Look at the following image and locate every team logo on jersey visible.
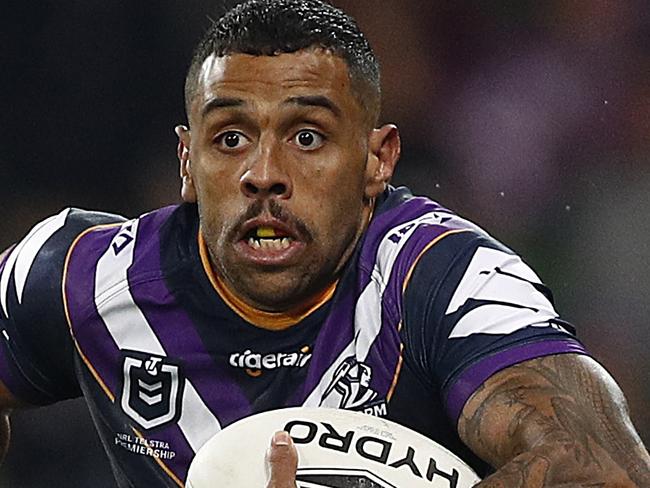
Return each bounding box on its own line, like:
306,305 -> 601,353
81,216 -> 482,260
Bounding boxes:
296,468 -> 395,488
120,352 -> 184,430
321,357 -> 385,415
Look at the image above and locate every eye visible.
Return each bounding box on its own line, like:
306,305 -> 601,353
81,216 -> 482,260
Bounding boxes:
292,129 -> 325,150
215,131 -> 250,151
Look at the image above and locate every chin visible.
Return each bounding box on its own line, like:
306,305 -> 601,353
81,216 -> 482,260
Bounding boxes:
221,254 -> 335,312
244,281 -> 304,310
246,273 -> 334,313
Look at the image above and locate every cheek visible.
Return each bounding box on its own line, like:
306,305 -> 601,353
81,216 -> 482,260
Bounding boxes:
193,167 -> 240,238
303,147 -> 367,195
193,155 -> 242,203
306,171 -> 367,239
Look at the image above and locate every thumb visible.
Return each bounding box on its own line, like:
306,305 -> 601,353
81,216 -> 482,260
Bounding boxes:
265,431 -> 298,488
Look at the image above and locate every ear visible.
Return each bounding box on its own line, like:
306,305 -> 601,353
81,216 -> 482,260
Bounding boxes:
175,125 -> 197,203
364,124 -> 401,200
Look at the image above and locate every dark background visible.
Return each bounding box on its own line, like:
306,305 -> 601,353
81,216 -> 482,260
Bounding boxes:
1,1 -> 648,486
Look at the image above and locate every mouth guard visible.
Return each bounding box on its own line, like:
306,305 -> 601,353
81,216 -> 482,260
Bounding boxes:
256,226 -> 276,238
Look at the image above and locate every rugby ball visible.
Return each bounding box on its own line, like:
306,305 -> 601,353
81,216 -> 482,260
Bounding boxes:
186,407 -> 481,488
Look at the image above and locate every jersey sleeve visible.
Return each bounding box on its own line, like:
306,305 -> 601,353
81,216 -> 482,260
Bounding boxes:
0,208 -> 125,405
401,230 -> 588,425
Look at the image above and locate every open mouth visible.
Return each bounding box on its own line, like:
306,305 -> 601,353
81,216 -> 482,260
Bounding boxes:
245,226 -> 296,251
234,213 -> 309,266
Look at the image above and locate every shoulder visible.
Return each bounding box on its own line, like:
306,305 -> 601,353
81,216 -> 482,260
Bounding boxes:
0,208 -> 129,404
1,205 -> 192,317
63,204 -> 189,260
1,208 -> 127,313
365,187 -> 545,299
360,186 -> 493,287
3,207 -> 127,266
63,204 -> 186,296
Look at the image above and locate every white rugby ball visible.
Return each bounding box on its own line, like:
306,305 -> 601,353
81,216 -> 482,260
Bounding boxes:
186,407 -> 481,488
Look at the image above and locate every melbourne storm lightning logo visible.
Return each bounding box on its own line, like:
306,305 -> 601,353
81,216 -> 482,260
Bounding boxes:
323,356 -> 385,415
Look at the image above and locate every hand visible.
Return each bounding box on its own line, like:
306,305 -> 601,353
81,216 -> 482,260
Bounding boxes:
265,431 -> 298,488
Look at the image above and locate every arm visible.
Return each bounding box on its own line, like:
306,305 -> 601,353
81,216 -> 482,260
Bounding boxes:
458,353 -> 650,487
0,210 -> 124,467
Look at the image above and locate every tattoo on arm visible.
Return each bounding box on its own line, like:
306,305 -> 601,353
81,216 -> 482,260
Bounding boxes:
458,354 -> 650,487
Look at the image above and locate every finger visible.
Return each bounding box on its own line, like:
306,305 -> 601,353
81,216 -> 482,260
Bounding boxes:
265,431 -> 298,488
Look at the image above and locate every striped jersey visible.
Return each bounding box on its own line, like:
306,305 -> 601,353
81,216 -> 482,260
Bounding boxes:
0,187 -> 586,486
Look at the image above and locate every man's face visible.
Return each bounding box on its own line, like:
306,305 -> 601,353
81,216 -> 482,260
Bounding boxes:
181,49 -> 398,311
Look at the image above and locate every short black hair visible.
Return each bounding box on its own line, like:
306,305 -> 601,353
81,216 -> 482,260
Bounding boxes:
184,0 -> 381,127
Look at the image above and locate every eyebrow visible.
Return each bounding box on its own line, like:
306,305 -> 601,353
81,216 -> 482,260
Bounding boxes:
200,97 -> 245,119
284,95 -> 341,117
200,95 -> 342,119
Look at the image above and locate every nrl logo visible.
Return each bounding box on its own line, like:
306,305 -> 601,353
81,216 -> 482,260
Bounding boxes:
120,352 -> 184,430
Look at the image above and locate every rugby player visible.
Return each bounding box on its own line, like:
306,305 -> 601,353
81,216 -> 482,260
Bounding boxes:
1,1 -> 648,486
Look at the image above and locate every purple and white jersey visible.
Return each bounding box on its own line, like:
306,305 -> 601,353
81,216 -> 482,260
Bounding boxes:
0,187 -> 587,486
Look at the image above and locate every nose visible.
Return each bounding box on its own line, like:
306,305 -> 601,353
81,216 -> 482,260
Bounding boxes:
239,145 -> 292,199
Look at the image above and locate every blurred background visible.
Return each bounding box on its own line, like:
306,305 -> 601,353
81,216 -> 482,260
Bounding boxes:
1,0 -> 648,485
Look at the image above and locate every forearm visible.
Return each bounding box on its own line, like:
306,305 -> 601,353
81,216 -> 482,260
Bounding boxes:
459,354 -> 650,487
475,443 -> 642,487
